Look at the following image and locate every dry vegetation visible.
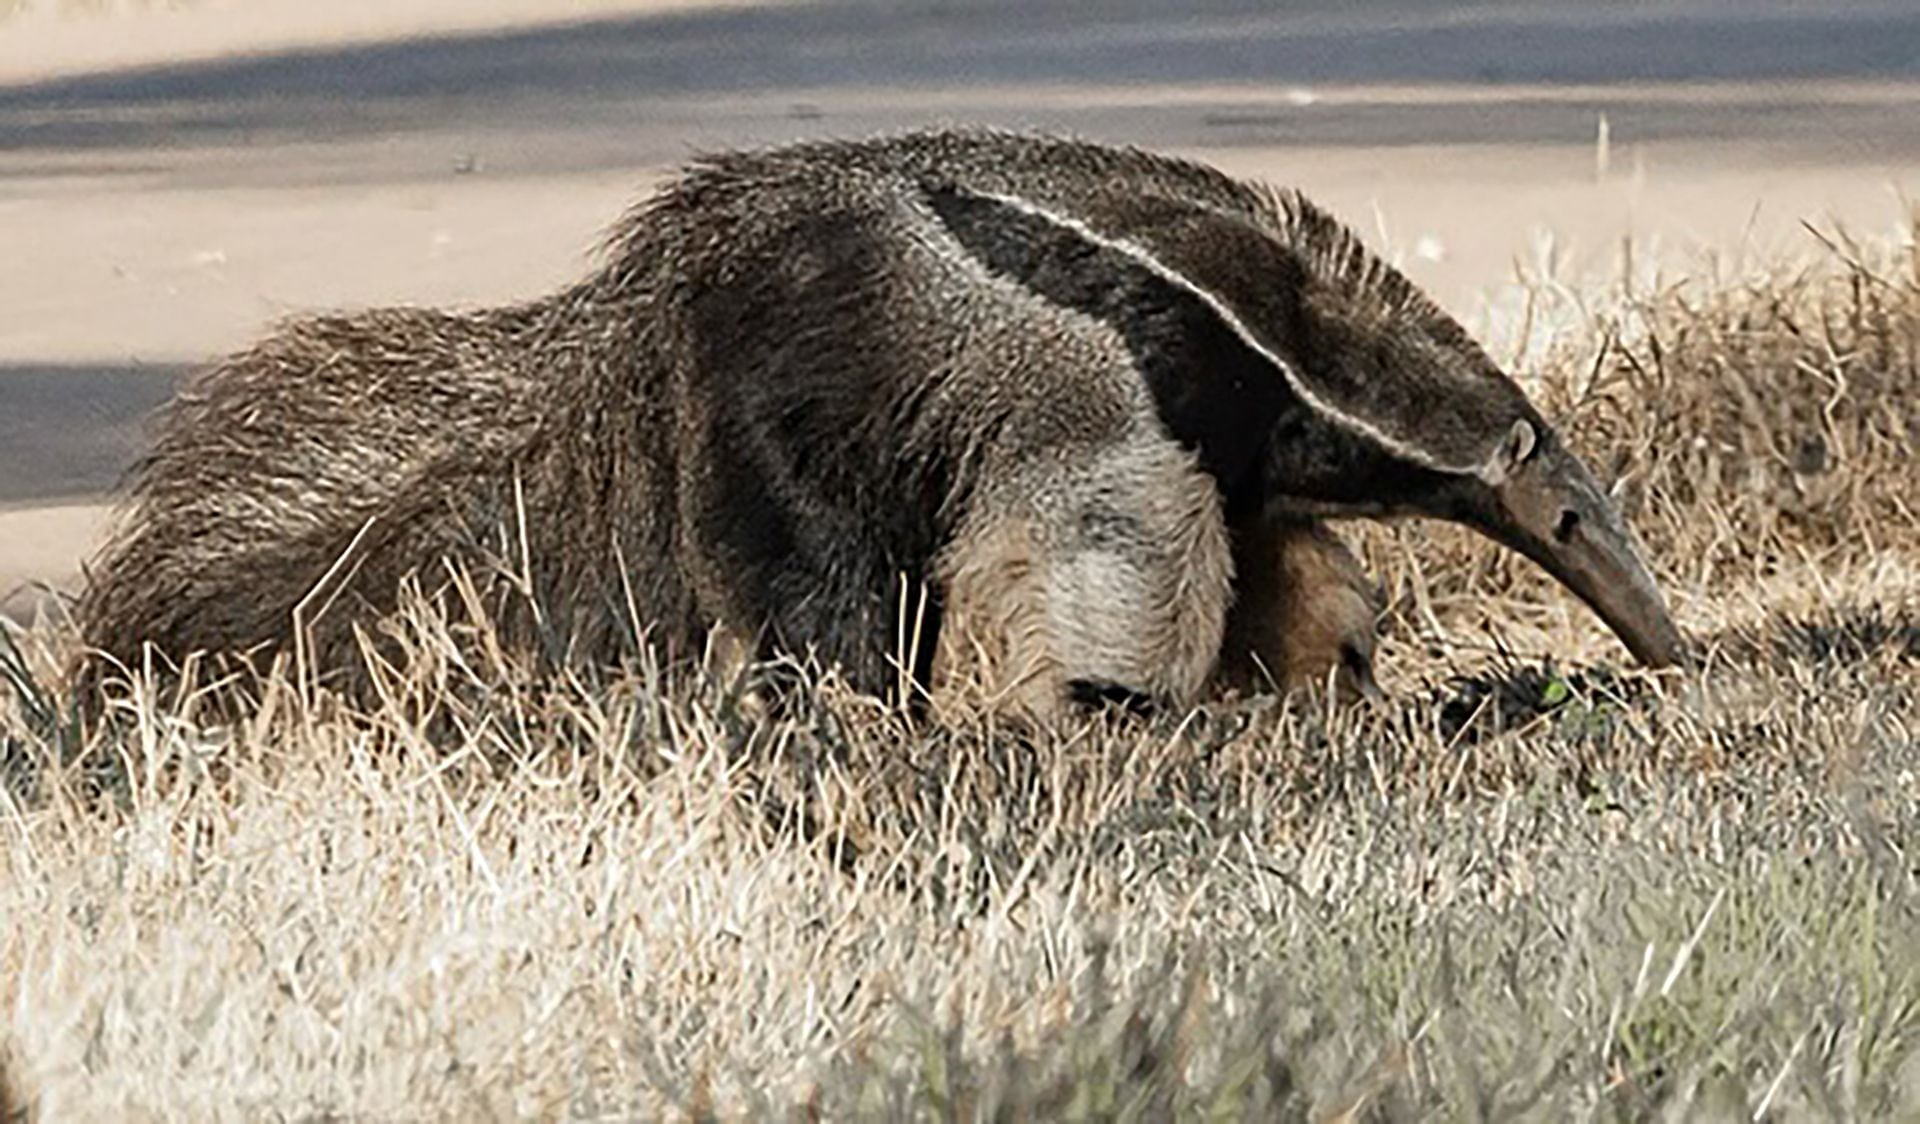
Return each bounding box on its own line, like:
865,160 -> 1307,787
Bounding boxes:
3,227 -> 1918,1120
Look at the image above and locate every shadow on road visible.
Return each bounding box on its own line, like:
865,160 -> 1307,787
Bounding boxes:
0,364 -> 186,505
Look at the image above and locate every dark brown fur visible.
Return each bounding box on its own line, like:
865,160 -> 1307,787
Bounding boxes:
76,129 -> 1498,717
1216,517 -> 1383,701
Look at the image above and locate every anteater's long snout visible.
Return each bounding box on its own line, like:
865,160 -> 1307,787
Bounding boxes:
1473,440 -> 1690,669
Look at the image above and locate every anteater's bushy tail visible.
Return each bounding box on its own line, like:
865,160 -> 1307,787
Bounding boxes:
70,305 -> 550,708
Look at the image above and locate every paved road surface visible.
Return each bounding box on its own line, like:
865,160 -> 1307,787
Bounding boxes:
3,0 -> 1917,187
0,365 -> 183,506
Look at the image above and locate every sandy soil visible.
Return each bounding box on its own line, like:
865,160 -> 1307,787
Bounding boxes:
0,504 -> 108,623
2,1 -> 1917,620
0,0 -> 780,84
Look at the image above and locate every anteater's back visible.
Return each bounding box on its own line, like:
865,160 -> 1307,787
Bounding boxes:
73,128 -> 1392,708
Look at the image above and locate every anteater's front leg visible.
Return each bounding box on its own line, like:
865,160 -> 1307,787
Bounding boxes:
932,436 -> 1232,725
1216,515 -> 1383,702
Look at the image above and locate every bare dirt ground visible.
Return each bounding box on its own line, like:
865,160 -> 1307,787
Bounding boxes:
0,0 -> 781,84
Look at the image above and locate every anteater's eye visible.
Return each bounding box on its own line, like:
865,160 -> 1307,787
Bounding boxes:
1554,509 -> 1581,543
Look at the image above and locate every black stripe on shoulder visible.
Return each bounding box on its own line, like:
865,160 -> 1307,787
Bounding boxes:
921,184 -> 1295,506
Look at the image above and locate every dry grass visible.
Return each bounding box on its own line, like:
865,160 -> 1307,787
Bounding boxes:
2,228 -> 1918,1120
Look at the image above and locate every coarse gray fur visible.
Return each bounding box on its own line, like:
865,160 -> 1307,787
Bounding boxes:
75,127 -> 1680,720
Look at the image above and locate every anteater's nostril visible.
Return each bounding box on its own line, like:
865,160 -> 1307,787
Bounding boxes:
1554,509 -> 1581,544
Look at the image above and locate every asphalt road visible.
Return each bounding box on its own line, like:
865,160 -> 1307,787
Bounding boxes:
3,0 -> 1918,186
0,365 -> 183,505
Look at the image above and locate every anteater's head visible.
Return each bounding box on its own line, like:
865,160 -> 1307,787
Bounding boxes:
1246,197 -> 1689,669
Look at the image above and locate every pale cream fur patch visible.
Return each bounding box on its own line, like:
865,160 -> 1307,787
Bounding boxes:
931,512 -> 1051,720
933,440 -> 1233,725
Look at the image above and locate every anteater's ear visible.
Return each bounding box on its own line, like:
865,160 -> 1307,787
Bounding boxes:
1483,417 -> 1537,483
